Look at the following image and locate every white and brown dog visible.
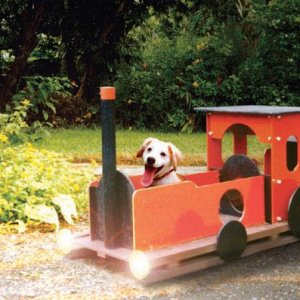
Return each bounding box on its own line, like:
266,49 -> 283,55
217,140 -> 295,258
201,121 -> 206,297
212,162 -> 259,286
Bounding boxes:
136,137 -> 183,187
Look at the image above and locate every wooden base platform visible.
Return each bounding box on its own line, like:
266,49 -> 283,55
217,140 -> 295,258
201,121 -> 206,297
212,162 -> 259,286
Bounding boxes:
69,221 -> 299,284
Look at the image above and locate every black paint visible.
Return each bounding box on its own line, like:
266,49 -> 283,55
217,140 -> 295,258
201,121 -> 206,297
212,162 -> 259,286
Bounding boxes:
217,221 -> 247,261
288,187 -> 300,238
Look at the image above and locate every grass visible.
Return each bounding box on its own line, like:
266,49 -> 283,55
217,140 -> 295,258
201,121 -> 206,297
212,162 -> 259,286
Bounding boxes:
34,128 -> 207,166
33,128 -> 267,166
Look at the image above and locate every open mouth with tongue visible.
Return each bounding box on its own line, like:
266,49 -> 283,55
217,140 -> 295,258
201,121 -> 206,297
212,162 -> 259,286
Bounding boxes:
141,164 -> 164,187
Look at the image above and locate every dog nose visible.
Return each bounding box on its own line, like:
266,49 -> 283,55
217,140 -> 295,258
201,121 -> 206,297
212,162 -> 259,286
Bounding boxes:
147,157 -> 155,165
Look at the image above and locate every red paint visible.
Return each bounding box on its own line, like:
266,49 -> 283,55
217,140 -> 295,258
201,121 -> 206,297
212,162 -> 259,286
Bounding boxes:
100,86 -> 116,100
132,176 -> 265,251
206,112 -> 300,223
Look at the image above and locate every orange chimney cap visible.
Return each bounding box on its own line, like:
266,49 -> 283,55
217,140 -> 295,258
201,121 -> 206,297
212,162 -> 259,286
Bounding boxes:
100,86 -> 116,100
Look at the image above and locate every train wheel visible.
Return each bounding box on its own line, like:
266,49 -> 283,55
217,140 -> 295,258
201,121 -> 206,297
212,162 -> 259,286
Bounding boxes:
217,220 -> 247,261
220,154 -> 260,182
288,187 -> 300,238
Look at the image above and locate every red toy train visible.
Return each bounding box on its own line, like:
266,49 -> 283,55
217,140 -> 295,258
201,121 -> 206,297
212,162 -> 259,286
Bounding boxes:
71,87 -> 300,283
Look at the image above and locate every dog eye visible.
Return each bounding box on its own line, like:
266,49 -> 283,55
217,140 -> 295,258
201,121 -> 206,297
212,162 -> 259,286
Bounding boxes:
147,147 -> 152,152
160,152 -> 166,157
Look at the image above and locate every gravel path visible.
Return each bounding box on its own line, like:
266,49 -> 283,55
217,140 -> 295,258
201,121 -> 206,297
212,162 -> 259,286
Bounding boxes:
1,167 -> 300,299
1,225 -> 300,300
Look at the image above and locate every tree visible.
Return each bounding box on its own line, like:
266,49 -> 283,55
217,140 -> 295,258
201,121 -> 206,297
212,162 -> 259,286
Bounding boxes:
0,0 -> 63,111
60,0 -> 193,103
0,0 -> 195,112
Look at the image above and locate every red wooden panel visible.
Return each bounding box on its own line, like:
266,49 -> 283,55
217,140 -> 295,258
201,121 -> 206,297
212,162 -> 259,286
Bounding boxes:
129,175 -> 144,190
234,133 -> 247,155
270,114 -> 300,223
179,170 -> 219,186
130,170 -> 219,190
208,114 -> 273,143
132,176 -> 265,251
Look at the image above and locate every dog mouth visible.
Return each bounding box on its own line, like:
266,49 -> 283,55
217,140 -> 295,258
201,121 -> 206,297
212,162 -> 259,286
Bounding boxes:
141,164 -> 164,187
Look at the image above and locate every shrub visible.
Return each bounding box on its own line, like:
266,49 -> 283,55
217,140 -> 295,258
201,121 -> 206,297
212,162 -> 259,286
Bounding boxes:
1,99 -> 50,144
238,0 -> 300,106
0,142 -> 93,228
12,76 -> 72,123
0,99 -> 32,144
115,9 -> 244,131
115,1 -> 300,131
0,103 -> 93,230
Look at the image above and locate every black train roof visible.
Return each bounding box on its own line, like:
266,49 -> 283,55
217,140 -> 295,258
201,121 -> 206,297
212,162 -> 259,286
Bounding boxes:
195,105 -> 300,115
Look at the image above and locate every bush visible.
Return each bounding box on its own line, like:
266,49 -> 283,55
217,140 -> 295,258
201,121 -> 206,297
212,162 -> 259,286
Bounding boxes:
1,99 -> 51,144
12,76 -> 72,124
115,9 -> 244,131
0,142 -> 92,228
115,1 -> 300,131
0,104 -> 93,230
238,0 -> 300,106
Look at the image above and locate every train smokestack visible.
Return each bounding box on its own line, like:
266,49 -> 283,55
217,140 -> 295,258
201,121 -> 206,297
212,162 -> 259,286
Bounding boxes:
89,86 -> 133,249
100,87 -> 117,177
100,87 -> 118,248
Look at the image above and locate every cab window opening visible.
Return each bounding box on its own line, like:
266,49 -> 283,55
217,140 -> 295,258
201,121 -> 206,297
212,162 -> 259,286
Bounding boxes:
287,136 -> 298,171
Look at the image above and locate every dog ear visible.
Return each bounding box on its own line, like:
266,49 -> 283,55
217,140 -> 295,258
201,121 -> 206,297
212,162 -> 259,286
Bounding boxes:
168,143 -> 182,171
136,137 -> 155,158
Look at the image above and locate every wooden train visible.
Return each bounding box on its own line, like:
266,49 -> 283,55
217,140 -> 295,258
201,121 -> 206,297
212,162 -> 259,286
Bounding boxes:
70,87 -> 300,283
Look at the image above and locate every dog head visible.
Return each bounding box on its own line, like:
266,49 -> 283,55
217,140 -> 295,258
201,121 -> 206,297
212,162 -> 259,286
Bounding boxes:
136,137 -> 182,187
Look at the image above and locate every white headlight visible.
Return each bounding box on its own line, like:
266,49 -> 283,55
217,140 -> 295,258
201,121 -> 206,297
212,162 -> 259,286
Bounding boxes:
57,229 -> 73,254
129,250 -> 150,280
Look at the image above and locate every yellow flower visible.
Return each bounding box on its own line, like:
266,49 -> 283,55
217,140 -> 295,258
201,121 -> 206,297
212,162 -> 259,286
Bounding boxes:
193,58 -> 201,65
21,99 -> 31,106
20,172 -> 29,179
196,43 -> 204,51
26,143 -> 35,152
0,133 -> 8,143
192,81 -> 200,88
73,184 -> 80,192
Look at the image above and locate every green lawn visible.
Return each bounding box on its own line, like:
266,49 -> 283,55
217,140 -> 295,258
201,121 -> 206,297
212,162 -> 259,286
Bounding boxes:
33,128 -> 267,166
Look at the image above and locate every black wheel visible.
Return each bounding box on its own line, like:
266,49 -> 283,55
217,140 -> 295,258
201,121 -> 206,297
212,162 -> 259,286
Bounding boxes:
220,154 -> 260,182
217,220 -> 247,261
288,187 -> 300,238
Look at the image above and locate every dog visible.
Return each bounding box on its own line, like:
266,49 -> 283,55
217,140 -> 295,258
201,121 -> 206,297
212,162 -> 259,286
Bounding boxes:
136,137 -> 183,187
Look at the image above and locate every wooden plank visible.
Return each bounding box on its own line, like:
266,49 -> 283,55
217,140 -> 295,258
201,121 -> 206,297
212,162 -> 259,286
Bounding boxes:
70,221 -> 298,284
143,255 -> 224,285
143,232 -> 299,285
71,222 -> 291,267
73,235 -> 131,261
246,222 -> 289,241
68,245 -> 98,260
69,222 -> 299,285
242,234 -> 299,257
146,236 -> 217,268
145,222 -> 291,268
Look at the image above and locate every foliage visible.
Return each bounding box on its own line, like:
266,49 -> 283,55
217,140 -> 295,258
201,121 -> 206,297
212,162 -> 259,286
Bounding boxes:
239,0 -> 300,106
0,0 -> 188,111
116,0 -> 300,131
0,141 -> 92,228
0,0 -> 64,110
0,101 -> 93,229
2,0 -> 299,129
29,34 -> 61,64
12,76 -> 72,123
0,99 -> 37,144
115,8 -> 235,131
